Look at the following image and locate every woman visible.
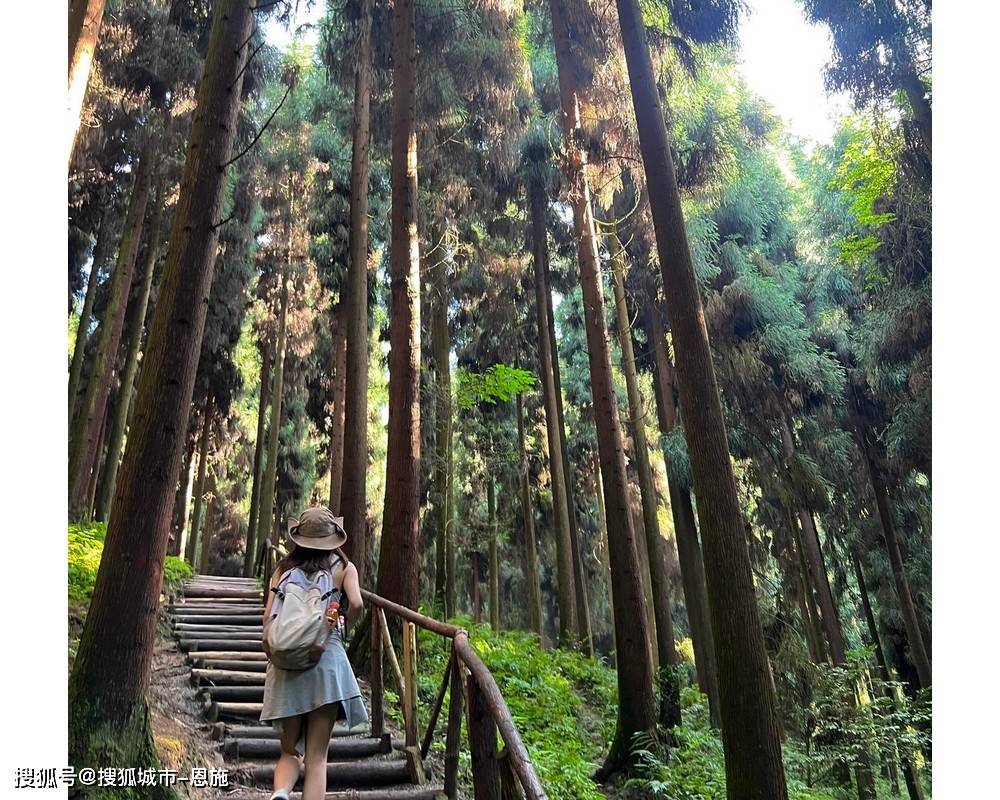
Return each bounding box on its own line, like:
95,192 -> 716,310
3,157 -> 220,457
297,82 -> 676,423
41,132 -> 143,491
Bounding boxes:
260,506 -> 367,800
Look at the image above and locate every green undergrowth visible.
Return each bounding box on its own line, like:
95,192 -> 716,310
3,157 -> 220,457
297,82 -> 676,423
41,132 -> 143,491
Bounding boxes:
408,619 -> 896,800
69,522 -> 193,662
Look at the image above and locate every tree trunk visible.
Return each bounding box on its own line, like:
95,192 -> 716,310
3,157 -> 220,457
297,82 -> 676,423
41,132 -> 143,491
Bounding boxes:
244,340 -> 272,576
900,69 -> 931,157
376,0 -> 422,613
488,478 -> 500,630
517,393 -> 544,641
779,418 -> 847,663
68,131 -> 158,520
94,171 -> 166,522
647,303 -> 722,726
612,0 -> 789,792
68,0 -> 254,778
471,552 -> 482,624
528,177 -> 578,645
861,435 -> 932,689
170,429 -> 197,556
199,472 -> 218,574
609,234 -> 680,729
791,518 -> 829,665
257,259 -> 291,557
186,397 -> 214,564
339,0 -> 373,585
853,552 -> 925,800
431,245 -> 453,615
549,0 -> 657,772
68,0 -> 107,166
328,301 -> 348,512
69,208 -> 113,426
544,250 -> 593,654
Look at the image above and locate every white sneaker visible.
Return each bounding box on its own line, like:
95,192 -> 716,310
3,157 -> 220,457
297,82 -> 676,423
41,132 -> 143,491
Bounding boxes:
269,791 -> 290,800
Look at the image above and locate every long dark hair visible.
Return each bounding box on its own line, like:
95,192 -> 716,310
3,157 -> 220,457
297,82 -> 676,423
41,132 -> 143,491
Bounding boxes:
276,545 -> 348,577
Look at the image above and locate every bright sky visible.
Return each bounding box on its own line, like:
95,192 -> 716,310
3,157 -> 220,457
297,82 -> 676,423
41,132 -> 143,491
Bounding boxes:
737,0 -> 850,143
264,0 -> 848,144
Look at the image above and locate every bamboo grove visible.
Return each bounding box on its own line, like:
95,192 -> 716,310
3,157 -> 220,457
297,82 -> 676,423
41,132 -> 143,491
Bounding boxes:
67,0 -> 932,797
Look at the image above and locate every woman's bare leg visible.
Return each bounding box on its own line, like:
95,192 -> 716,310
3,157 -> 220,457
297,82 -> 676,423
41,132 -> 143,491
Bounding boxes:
274,715 -> 303,795
302,703 -> 337,800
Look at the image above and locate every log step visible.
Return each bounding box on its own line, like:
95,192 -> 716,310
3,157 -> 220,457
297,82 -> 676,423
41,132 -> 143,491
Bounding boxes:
191,668 -> 268,686
175,630 -> 264,640
173,624 -> 263,634
187,650 -> 268,663
206,701 -> 263,721
170,614 -> 263,624
212,723 -> 369,741
220,786 -> 445,800
192,659 -> 268,673
183,588 -> 262,599
179,639 -> 263,652
237,757 -> 417,788
222,734 -> 392,760
199,685 -> 264,702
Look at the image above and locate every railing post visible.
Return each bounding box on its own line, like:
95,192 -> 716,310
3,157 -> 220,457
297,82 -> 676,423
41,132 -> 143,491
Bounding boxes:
444,648 -> 464,799
402,620 -> 419,748
467,670 -> 501,800
499,747 -> 527,800
370,604 -> 384,738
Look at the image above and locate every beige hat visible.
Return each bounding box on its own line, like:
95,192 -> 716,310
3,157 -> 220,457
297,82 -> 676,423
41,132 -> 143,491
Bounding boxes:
286,506 -> 347,551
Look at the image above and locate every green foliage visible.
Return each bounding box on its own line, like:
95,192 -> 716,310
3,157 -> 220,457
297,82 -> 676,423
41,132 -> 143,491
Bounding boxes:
69,522 -> 192,611
455,364 -> 538,410
416,619 -> 615,799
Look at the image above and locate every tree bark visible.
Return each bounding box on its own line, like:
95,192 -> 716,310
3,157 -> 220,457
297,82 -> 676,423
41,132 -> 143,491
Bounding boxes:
95,171 -> 166,522
170,428 -> 197,557
244,340 -> 272,576
544,249 -> 593,654
199,472 -> 218,574
186,396 -> 213,564
68,0 -> 107,166
779,418 -> 847,664
431,244 -> 453,615
376,0 -> 422,612
647,302 -> 722,726
257,257 -> 291,557
528,177 -> 578,645
339,0 -> 373,585
861,436 -> 932,689
327,301 -> 348,512
549,0 -> 657,771
517,393 -> 544,641
68,0 -> 254,776
900,69 -> 931,157
488,478 -> 500,630
69,131 -> 158,520
609,235 -> 681,729
612,0 -> 789,792
69,207 -> 113,427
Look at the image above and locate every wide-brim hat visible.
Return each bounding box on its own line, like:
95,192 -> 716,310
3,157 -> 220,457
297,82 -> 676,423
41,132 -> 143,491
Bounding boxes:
287,506 -> 347,551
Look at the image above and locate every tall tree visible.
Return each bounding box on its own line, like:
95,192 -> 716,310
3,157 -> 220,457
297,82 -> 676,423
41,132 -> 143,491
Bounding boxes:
68,0 -> 107,165
185,396 -> 213,564
338,0 -> 374,584
94,170 -> 167,522
609,232 -> 681,730
244,339 -> 272,576
431,240 -> 454,614
528,177 -> 578,645
68,128 -> 159,521
256,252 -> 291,559
68,0 -> 255,776
516,392 -> 544,640
611,0 -> 790,793
549,0 -> 657,772
376,0 -> 422,611
327,301 -> 348,512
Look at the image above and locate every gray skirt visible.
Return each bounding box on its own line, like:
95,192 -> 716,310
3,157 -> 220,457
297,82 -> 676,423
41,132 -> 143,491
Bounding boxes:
261,628 -> 368,750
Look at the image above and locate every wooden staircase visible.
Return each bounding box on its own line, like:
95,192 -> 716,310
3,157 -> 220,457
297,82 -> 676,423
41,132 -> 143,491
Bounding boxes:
169,564 -> 548,800
169,574 -> 443,799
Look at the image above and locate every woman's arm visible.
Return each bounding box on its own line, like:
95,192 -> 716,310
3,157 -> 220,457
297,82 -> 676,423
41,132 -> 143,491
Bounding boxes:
342,562 -> 364,628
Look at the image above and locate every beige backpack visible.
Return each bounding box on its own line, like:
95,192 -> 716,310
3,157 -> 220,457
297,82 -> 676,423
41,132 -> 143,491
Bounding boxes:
264,569 -> 333,670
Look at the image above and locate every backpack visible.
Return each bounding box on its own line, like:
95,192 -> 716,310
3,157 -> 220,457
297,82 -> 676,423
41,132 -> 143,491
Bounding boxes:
264,568 -> 335,670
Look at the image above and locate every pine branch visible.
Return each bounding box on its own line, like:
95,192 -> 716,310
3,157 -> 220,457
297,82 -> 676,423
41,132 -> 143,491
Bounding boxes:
221,83 -> 293,171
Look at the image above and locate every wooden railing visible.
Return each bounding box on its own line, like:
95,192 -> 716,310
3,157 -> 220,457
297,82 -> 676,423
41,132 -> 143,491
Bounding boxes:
257,540 -> 547,799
